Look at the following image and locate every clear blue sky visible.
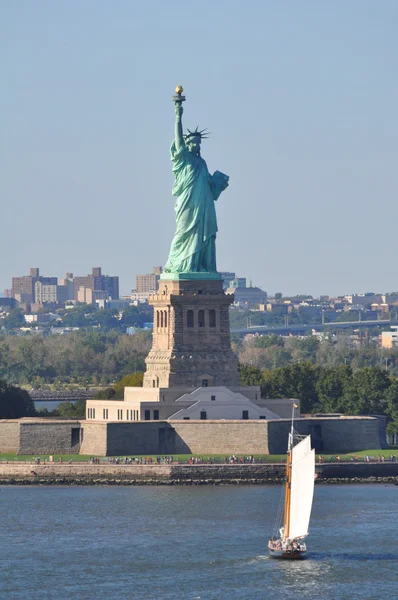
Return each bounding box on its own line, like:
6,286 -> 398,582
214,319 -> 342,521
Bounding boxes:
2,1 -> 398,297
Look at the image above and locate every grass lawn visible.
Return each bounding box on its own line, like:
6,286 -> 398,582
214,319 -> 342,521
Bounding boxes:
0,453 -> 285,463
0,453 -> 95,462
322,448 -> 398,461
0,448 -> 397,463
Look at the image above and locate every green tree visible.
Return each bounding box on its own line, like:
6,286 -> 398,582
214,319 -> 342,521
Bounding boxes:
72,398 -> 86,417
252,334 -> 284,349
261,362 -> 320,413
2,309 -> 25,330
61,304 -> 96,328
239,364 -> 263,386
286,336 -> 320,363
94,388 -> 117,399
343,367 -> 390,414
386,420 -> 398,435
385,378 -> 398,421
55,401 -> 76,417
15,337 -> 57,382
315,365 -> 352,413
93,373 -> 145,401
90,309 -> 119,331
265,346 -> 292,369
239,344 -> 291,370
79,331 -> 108,354
0,379 -> 36,418
53,399 -> 86,418
113,372 -> 144,396
119,306 -> 152,329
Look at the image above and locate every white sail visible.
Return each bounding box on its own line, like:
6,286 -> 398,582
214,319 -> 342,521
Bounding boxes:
288,435 -> 315,540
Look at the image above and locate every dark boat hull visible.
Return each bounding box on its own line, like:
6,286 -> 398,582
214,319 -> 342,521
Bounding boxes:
268,548 -> 307,560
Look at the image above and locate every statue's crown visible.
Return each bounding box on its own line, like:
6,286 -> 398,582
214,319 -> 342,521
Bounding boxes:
184,126 -> 210,140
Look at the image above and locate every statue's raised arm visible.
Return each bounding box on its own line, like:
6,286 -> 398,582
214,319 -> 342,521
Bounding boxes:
173,85 -> 185,152
175,103 -> 184,152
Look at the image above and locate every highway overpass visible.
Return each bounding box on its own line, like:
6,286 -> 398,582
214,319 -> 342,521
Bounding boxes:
231,319 -> 398,336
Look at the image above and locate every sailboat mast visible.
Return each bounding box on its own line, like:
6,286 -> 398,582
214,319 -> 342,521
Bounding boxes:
283,402 -> 297,539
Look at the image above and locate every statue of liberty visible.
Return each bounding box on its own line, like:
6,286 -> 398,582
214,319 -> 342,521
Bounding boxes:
163,86 -> 229,275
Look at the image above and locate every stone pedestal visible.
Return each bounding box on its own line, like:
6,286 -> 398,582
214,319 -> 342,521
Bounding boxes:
143,278 -> 240,389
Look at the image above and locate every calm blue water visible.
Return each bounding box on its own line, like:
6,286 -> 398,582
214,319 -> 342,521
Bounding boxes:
34,400 -> 77,410
1,484 -> 397,599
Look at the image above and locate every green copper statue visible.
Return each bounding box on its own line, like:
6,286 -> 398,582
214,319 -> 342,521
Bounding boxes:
163,86 -> 229,275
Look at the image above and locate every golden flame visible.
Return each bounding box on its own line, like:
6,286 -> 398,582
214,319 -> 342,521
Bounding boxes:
175,85 -> 184,95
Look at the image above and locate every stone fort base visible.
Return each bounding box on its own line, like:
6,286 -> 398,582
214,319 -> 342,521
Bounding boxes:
0,416 -> 382,457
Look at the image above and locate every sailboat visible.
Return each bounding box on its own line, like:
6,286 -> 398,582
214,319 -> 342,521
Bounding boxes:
268,404 -> 315,559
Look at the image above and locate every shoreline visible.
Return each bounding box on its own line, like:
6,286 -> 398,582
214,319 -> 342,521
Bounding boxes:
1,478 -> 397,486
0,462 -> 397,486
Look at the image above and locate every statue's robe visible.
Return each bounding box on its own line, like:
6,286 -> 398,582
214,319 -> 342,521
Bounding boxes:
164,141 -> 218,273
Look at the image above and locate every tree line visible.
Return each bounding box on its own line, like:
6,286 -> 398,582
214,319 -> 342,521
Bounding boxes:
236,333 -> 398,376
2,329 -> 396,388
240,363 -> 398,433
0,330 -> 151,386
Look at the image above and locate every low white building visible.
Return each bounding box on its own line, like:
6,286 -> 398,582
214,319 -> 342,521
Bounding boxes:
24,313 -> 58,324
86,384 -> 299,423
167,387 -> 279,420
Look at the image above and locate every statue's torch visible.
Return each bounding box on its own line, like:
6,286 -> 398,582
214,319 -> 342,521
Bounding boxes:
172,85 -> 186,104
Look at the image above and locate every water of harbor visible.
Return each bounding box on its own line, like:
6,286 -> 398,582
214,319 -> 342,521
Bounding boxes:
33,400 -> 77,410
0,484 -> 397,599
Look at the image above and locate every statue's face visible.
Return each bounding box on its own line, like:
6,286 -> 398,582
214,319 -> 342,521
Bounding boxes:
186,136 -> 201,155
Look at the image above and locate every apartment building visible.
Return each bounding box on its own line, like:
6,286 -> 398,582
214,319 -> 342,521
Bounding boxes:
12,268 -> 57,303
73,267 -> 119,301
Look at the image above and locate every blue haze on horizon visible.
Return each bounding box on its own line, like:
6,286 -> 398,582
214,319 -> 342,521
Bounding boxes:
1,1 -> 398,298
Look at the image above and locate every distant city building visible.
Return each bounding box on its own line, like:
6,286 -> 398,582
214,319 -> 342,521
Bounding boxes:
129,291 -> 151,303
229,277 -> 247,288
49,326 -> 80,336
0,297 -> 17,310
345,294 -> 383,307
344,304 -> 365,312
77,287 -> 110,305
371,303 -> 389,314
96,299 -> 133,310
35,282 -> 67,304
121,297 -> 140,307
260,303 -> 291,314
136,266 -> 162,294
381,326 -> 398,349
330,300 -> 345,310
383,294 -> 398,305
58,273 -> 75,301
226,285 -> 267,308
9,267 -> 120,309
24,313 -> 58,324
12,268 -> 57,303
30,302 -> 61,314
219,271 -> 236,289
73,267 -> 119,301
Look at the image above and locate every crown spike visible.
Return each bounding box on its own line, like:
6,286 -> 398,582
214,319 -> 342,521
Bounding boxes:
183,126 -> 210,141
